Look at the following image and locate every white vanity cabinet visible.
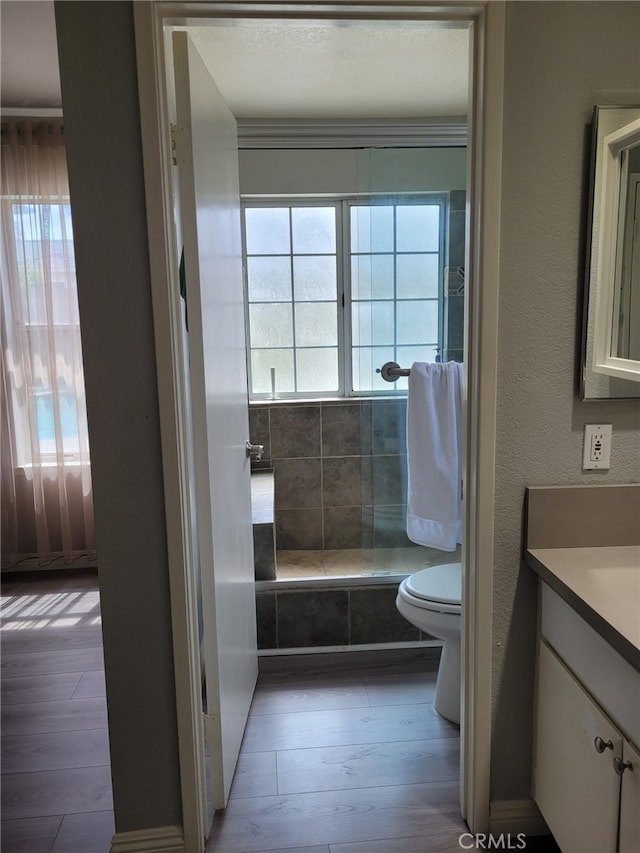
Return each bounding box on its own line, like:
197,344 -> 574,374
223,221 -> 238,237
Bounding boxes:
533,583 -> 640,853
620,738 -> 640,853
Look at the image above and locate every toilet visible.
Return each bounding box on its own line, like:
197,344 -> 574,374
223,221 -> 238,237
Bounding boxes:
396,562 -> 462,724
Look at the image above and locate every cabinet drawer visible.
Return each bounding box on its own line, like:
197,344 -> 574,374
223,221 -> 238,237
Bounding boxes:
541,583 -> 640,746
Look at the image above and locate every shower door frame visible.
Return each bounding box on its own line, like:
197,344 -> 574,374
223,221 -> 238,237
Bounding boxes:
134,1 -> 504,846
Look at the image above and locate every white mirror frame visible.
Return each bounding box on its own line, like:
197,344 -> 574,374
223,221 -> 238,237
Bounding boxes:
582,105 -> 640,400
592,116 -> 640,381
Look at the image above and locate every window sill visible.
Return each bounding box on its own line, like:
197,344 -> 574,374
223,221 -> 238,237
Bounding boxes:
14,460 -> 90,477
249,393 -> 407,406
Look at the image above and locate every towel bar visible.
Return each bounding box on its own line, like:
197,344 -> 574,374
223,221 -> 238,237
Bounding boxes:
376,361 -> 411,382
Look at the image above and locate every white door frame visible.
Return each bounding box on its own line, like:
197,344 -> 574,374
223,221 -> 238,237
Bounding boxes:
133,2 -> 504,849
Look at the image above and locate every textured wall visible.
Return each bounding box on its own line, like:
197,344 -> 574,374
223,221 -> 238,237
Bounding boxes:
492,1 -> 640,803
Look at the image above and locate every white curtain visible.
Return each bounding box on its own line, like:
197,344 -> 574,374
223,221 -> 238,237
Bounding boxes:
1,120 -> 95,568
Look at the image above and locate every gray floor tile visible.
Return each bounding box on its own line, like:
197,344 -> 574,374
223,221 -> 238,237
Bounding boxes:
242,701 -> 457,754
1,765 -> 113,820
50,810 -> 115,853
1,647 -> 105,678
328,813 -> 468,852
1,671 -> 83,705
229,751 -> 278,799
0,815 -> 62,853
240,848 -> 329,853
277,737 -> 459,794
71,670 -> 106,699
206,781 -> 459,852
363,671 -> 438,706
0,626 -> 103,655
250,683 -> 370,716
1,697 -> 108,736
1,728 -> 110,774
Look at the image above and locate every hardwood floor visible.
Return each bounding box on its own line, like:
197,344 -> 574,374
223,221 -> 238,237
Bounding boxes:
1,570 -> 113,852
2,570 -> 558,853
208,650 -> 464,853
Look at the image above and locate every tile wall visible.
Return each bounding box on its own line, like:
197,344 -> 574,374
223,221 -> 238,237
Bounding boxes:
255,582 -> 437,650
249,398 -> 411,551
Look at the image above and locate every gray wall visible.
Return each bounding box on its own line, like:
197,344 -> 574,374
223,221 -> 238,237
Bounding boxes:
52,0 -> 640,837
54,1 -> 182,833
492,0 -> 640,803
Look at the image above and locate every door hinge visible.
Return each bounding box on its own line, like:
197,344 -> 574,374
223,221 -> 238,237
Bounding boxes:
202,712 -> 221,747
170,123 -> 191,166
169,123 -> 177,165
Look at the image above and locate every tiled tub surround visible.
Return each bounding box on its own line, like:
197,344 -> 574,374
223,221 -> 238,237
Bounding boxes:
250,398 -> 414,556
256,581 -> 442,651
251,471 -> 276,581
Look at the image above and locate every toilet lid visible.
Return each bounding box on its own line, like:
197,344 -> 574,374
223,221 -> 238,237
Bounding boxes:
404,562 -> 462,605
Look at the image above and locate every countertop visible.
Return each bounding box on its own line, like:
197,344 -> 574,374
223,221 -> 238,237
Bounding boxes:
525,545 -> 640,672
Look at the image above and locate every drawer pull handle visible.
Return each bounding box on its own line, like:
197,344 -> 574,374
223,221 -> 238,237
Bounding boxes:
613,757 -> 633,776
594,736 -> 614,754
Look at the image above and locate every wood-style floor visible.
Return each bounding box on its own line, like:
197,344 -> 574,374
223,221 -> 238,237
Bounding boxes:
206,649 -> 464,853
1,570 -> 113,853
2,569 -> 558,853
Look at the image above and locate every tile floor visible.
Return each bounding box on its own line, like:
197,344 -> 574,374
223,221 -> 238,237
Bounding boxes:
275,546 -> 462,580
1,569 -> 558,853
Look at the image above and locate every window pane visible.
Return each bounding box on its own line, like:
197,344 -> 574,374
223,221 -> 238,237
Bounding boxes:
14,204 -> 79,326
351,254 -> 394,300
36,391 -> 80,454
296,348 -> 338,392
247,256 -> 291,302
350,205 -> 394,253
396,300 -> 438,344
293,256 -> 336,301
249,303 -> 293,347
396,205 -> 440,252
295,302 -> 337,346
291,207 -> 336,254
396,254 -> 439,299
251,349 -> 295,394
397,344 -> 441,365
352,301 -> 394,346
245,207 -> 290,254
352,346 -> 396,392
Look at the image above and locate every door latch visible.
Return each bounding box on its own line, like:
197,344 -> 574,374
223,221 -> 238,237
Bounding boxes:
245,441 -> 264,462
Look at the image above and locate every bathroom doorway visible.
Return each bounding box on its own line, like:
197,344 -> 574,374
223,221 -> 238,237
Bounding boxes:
135,1 -> 502,845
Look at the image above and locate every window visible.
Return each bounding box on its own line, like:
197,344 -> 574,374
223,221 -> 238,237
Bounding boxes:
4,201 -> 87,461
242,196 -> 446,397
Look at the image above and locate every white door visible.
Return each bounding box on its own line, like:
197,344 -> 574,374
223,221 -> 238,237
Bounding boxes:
173,30 -> 258,810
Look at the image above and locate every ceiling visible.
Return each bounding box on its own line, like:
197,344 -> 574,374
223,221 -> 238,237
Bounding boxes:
1,2 -> 469,120
1,1 -> 61,110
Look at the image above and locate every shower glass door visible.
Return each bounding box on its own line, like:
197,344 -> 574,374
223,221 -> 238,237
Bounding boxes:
353,148 -> 464,576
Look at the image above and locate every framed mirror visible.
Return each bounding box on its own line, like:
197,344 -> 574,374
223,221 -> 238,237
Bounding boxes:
581,105 -> 640,400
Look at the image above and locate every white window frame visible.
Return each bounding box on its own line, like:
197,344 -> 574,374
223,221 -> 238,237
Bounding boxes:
242,193 -> 448,399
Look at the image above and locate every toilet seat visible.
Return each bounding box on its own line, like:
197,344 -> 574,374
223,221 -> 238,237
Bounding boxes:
400,562 -> 462,614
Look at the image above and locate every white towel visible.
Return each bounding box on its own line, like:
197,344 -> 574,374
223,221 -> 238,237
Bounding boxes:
406,361 -> 464,551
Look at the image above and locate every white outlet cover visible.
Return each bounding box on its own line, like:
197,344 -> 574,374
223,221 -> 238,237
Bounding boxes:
582,423 -> 612,470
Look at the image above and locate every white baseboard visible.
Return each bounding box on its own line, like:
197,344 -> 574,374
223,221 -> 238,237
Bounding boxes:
490,799 -> 549,837
110,825 -> 185,853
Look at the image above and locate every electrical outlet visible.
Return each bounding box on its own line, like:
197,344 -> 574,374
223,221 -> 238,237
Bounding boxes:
583,424 -> 612,470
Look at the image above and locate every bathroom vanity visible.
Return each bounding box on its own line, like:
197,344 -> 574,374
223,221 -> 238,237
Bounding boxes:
524,485 -> 640,853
